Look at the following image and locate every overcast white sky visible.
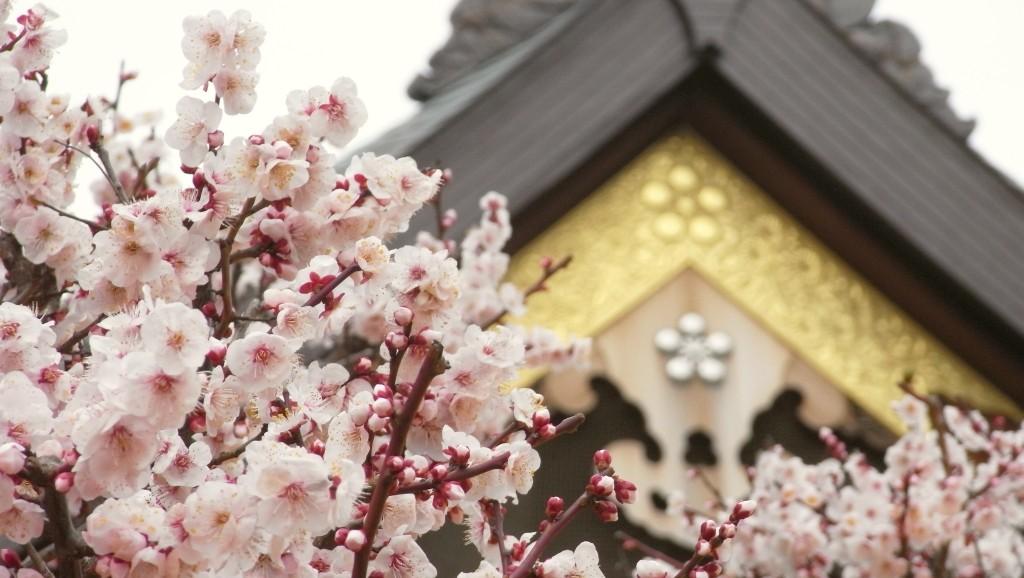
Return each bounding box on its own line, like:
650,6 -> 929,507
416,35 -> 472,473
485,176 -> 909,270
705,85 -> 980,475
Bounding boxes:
38,1 -> 1024,187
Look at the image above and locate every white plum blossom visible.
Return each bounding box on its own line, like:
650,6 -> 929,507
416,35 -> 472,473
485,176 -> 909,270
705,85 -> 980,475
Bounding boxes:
288,77 -> 368,148
540,542 -> 605,578
225,332 -> 295,389
165,95 -> 222,166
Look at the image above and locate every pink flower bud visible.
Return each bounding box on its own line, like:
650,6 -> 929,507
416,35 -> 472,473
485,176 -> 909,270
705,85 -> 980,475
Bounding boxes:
188,413 -> 206,433
695,539 -> 713,557
248,134 -> 265,145
386,456 -> 405,473
594,500 -> 619,523
587,474 -> 614,497
372,398 -> 393,418
367,413 -> 389,433
443,482 -> 465,501
233,420 -> 249,439
703,562 -> 723,577
207,130 -> 224,149
85,124 -> 100,147
385,332 -> 408,351
593,449 -> 612,471
700,520 -> 717,541
345,529 -> 367,552
349,404 -> 371,426
731,500 -> 756,521
61,449 -> 79,467
537,424 -> 557,439
394,307 -> 414,327
0,443 -> 25,475
206,343 -> 227,366
373,384 -> 393,399
309,439 -> 326,456
532,409 -> 551,429
334,528 -> 349,546
54,471 -> 74,493
545,496 -> 565,518
429,464 -> 448,480
354,357 -> 373,375
614,478 -> 637,504
0,548 -> 20,568
446,446 -> 471,466
718,522 -> 736,539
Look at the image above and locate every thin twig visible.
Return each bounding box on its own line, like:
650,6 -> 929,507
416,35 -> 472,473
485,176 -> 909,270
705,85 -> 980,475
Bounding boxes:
57,315 -> 106,355
303,263 -> 361,308
209,423 -> 269,467
484,255 -> 572,328
25,542 -> 55,578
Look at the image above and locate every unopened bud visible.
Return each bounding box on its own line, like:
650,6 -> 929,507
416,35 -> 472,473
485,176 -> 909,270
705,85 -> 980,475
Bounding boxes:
85,124 -> 100,147
349,404 -> 371,426
718,522 -> 736,539
373,384 -> 393,399
385,332 -> 408,351
442,482 -> 465,501
309,439 -> 326,456
532,409 -> 551,430
731,500 -> 756,521
545,496 -> 565,519
0,548 -> 20,568
367,413 -> 389,433
614,478 -> 637,504
537,424 -> 557,439
233,420 -> 249,439
703,562 -> 723,577
372,398 -> 394,418
54,471 -> 74,493
699,520 -> 717,541
587,474 -> 615,497
345,530 -> 367,552
429,464 -> 448,480
695,539 -> 713,557
188,413 -> 206,433
593,449 -> 612,471
594,500 -> 619,523
354,357 -> 373,375
206,343 -> 227,366
207,130 -> 224,149
386,456 -> 405,473
394,307 -> 413,327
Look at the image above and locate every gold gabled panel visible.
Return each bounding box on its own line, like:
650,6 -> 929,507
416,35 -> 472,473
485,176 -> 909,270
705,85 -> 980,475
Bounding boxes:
506,133 -> 1017,431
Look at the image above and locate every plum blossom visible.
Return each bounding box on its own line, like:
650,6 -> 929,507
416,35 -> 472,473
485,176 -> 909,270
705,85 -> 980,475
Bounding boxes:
244,446 -> 332,536
165,95 -> 222,166
288,77 -> 367,147
370,535 -> 436,578
539,542 -> 604,578
140,301 -> 210,373
225,332 -> 295,389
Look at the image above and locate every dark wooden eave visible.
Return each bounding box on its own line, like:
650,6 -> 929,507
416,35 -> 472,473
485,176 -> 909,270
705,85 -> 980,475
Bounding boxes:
362,0 -> 1024,404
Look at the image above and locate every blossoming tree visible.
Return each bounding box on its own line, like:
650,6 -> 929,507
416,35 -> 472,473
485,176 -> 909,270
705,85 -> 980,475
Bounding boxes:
0,4 -> 669,577
2,4 -> 1022,578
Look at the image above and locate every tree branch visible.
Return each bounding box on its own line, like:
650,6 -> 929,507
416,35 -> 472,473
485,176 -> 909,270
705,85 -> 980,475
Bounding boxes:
351,342 -> 446,578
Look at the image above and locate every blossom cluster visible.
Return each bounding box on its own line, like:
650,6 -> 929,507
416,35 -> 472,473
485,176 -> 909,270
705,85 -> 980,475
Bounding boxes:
629,391 -> 1024,578
0,4 -> 627,578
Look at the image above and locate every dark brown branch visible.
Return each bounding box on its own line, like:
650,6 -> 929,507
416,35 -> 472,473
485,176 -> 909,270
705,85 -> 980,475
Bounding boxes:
57,315 -> 105,355
509,493 -> 591,578
352,342 -> 446,578
303,263 -> 361,308
394,451 -> 511,495
209,422 -> 269,467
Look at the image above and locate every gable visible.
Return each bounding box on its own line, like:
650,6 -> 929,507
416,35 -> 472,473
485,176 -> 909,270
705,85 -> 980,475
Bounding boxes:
507,132 -> 1017,431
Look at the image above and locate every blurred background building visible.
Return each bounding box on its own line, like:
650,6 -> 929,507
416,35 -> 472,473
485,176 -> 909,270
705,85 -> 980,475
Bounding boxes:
361,0 -> 1024,574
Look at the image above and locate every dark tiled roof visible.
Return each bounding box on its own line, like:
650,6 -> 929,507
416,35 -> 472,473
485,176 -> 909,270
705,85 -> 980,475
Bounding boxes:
359,0 -> 1024,340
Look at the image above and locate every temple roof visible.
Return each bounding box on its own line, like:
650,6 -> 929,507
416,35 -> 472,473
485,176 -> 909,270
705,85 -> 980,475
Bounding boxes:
361,0 -> 1024,388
